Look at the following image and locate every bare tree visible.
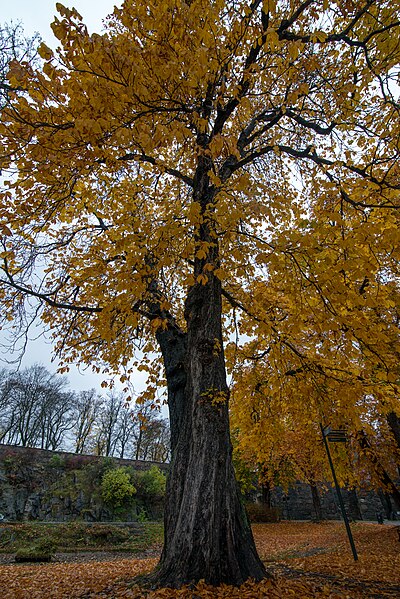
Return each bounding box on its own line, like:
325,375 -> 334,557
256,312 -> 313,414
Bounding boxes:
35,384 -> 74,450
52,386 -> 172,460
82,393 -> 171,461
127,400 -> 170,463
0,364 -> 73,449
71,388 -> 103,454
90,391 -> 125,457
114,407 -> 136,459
137,418 -> 170,463
0,366 -> 13,441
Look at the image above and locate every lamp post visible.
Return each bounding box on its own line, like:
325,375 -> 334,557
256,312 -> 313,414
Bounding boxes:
320,423 -> 358,561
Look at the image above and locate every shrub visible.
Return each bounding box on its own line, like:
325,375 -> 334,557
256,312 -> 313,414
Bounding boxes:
3,449 -> 24,475
87,524 -> 131,544
14,538 -> 56,563
101,467 -> 136,509
48,454 -> 65,469
137,507 -> 148,522
245,503 -> 281,523
133,466 -> 166,500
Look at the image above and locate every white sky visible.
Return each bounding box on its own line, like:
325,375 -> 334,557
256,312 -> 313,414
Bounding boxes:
0,1 -> 153,397
2,1 -> 117,42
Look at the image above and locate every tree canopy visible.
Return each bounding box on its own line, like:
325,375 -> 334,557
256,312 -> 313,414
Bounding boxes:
1,0 -> 399,376
1,0 -> 400,588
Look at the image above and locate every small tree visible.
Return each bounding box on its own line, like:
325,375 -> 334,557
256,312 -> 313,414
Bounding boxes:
72,389 -> 103,454
101,467 -> 136,509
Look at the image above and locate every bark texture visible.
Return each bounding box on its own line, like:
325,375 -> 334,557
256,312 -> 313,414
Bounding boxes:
309,482 -> 323,522
147,153 -> 267,587
387,411 -> 400,474
378,490 -> 394,520
261,480 -> 272,508
156,326 -> 187,453
152,276 -> 266,587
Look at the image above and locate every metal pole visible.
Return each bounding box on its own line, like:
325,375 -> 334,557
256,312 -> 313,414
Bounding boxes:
320,423 -> 358,561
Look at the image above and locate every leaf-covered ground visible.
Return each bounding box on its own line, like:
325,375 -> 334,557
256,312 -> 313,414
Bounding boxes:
0,522 -> 398,598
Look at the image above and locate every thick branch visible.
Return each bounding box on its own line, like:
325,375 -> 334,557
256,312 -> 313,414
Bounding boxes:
119,152 -> 193,187
0,273 -> 102,313
284,109 -> 336,135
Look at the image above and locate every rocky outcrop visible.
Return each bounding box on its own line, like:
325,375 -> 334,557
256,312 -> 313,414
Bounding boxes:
0,444 -> 167,522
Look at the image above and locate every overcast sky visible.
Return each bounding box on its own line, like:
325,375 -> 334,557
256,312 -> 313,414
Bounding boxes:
2,1 -> 117,41
0,1 -> 153,397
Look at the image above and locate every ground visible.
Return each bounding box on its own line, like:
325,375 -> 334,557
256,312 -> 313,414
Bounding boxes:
0,521 -> 398,597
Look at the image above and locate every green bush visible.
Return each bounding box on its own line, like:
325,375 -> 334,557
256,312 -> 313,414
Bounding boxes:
101,467 -> 136,508
14,537 -> 56,563
48,454 -> 65,469
133,466 -> 166,500
137,507 -> 148,523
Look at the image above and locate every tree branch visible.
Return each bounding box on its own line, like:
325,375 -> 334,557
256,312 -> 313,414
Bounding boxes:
0,272 -> 102,313
118,152 -> 193,187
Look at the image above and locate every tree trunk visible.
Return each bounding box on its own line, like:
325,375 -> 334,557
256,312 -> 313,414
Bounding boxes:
378,489 -> 393,520
387,411 -> 400,448
347,489 -> 362,521
387,411 -> 400,476
358,431 -> 400,510
143,153 -> 267,587
261,479 -> 272,509
156,325 -> 187,454
153,273 -> 266,587
310,481 -> 323,522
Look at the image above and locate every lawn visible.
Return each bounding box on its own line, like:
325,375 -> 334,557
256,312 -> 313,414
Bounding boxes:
0,521 -> 398,598
0,521 -> 164,556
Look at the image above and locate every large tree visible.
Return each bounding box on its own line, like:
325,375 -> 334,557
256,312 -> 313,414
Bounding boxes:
0,0 -> 399,588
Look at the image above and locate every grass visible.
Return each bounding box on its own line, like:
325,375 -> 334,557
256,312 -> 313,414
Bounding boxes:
0,521 -> 164,554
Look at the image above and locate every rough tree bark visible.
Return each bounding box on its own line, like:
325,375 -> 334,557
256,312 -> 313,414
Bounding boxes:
387,411 -> 400,476
347,489 -> 363,521
148,156 -> 267,587
309,481 -> 323,522
153,280 -> 266,587
261,479 -> 272,509
378,490 -> 394,520
387,412 -> 400,449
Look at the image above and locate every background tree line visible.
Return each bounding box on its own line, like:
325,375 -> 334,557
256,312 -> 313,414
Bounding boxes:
0,363 -> 170,462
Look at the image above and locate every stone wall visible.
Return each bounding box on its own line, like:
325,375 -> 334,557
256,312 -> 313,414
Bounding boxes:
0,444 -> 397,522
0,444 -> 168,522
270,482 -> 394,521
